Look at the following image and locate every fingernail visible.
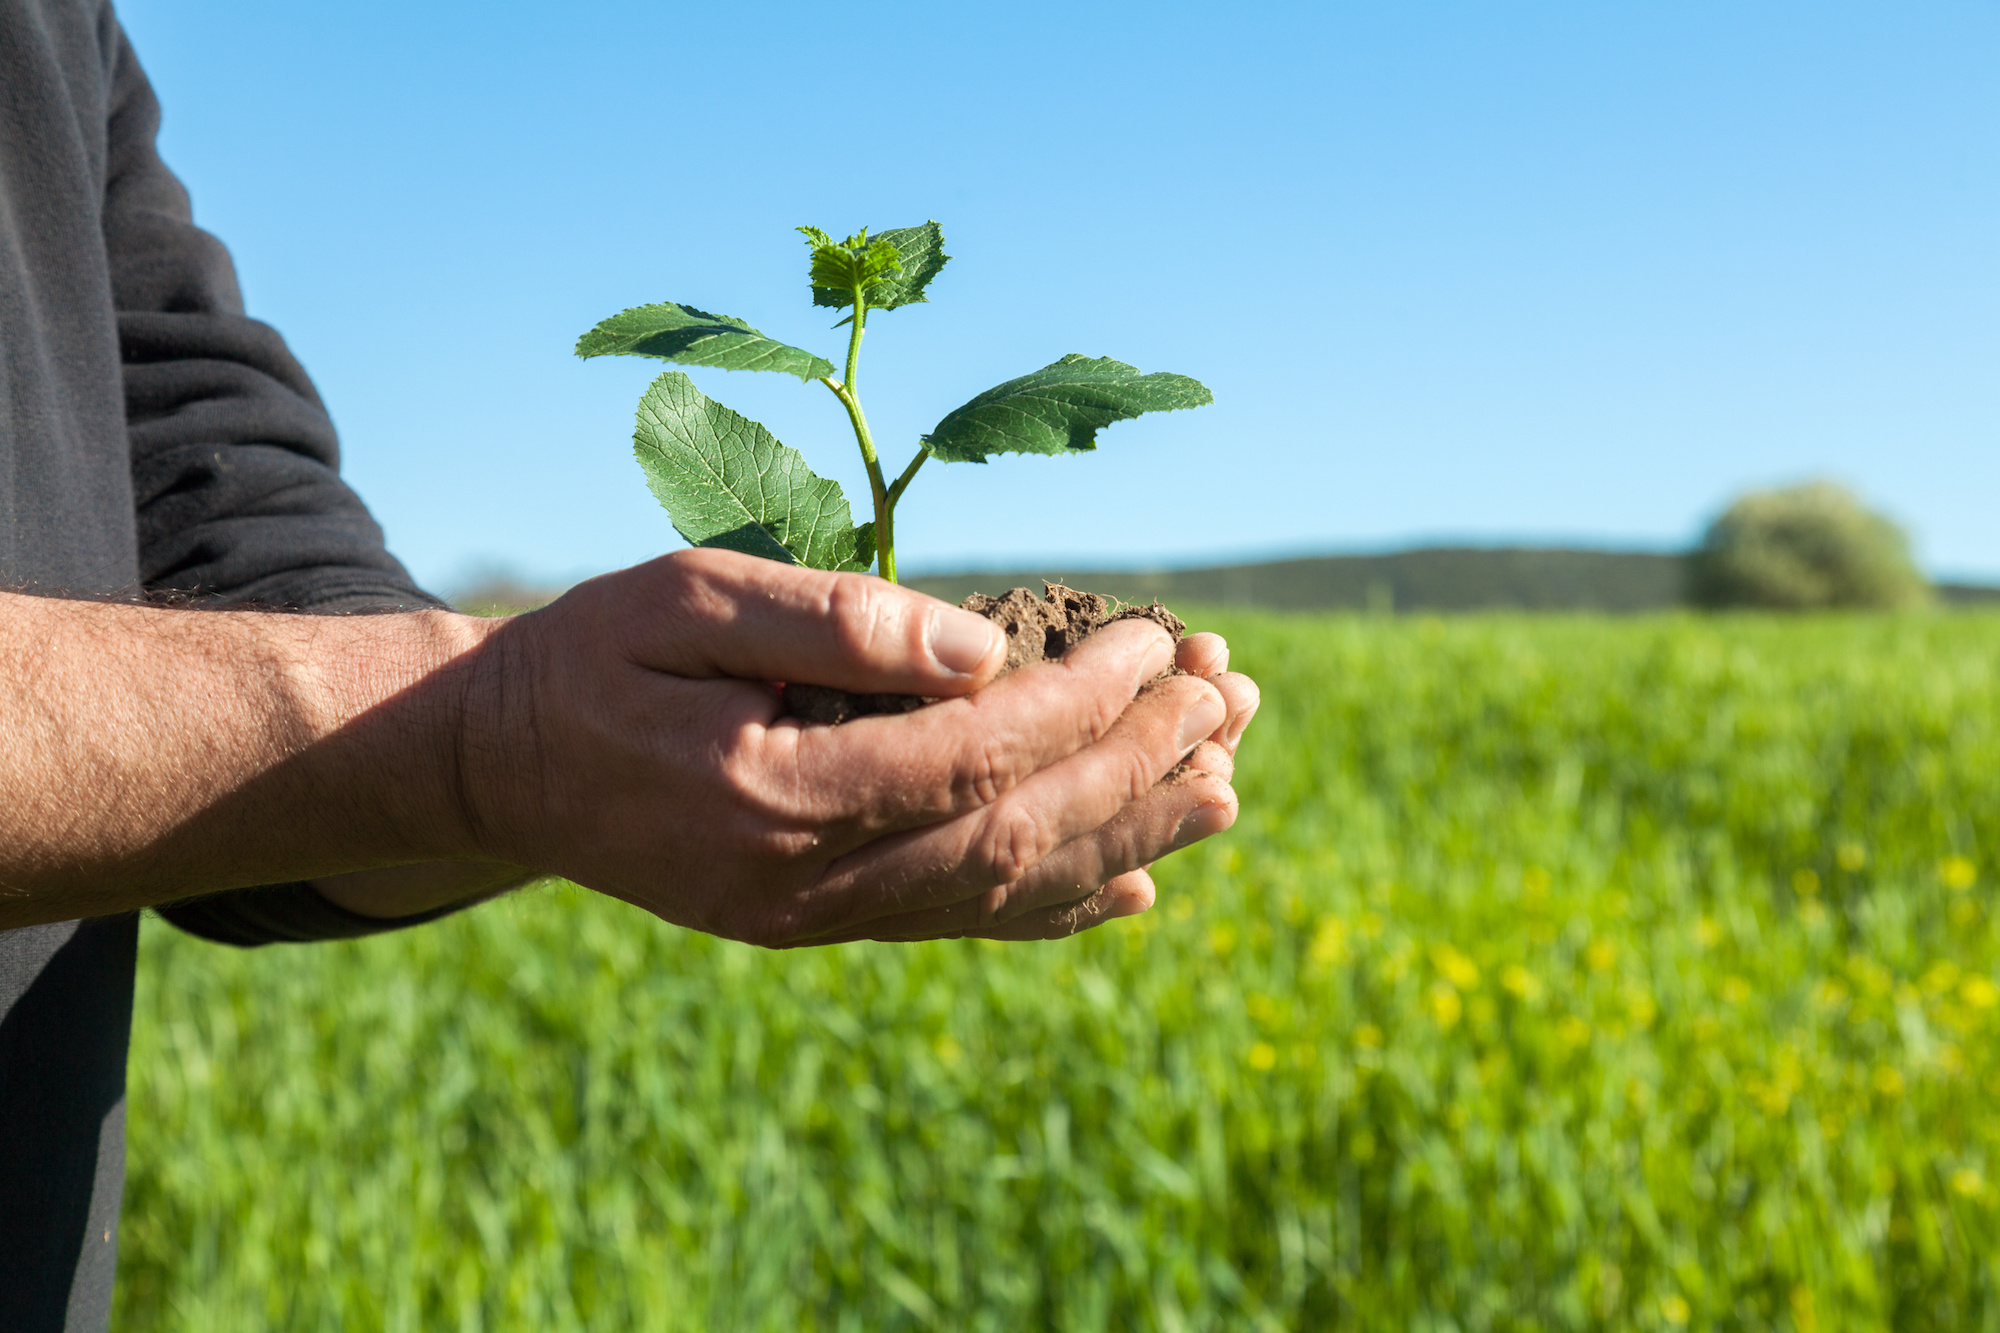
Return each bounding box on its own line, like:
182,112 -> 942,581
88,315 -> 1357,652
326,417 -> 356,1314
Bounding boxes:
1173,801 -> 1234,849
1206,644 -> 1230,676
1177,693 -> 1227,750
1110,891 -> 1152,919
929,607 -> 1000,675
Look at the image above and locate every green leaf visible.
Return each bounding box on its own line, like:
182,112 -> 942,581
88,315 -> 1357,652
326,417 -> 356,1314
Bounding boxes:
576,303 -> 835,383
799,226 -> 903,307
633,371 -> 872,571
805,221 -> 949,315
920,354 -> 1213,464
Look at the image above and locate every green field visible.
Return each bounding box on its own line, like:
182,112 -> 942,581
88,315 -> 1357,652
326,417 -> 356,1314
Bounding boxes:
118,612 -> 2000,1330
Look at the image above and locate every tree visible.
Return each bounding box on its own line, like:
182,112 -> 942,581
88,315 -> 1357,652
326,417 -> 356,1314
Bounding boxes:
1689,481 -> 1929,610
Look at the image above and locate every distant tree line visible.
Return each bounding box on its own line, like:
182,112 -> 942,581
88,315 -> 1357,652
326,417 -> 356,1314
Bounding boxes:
904,483 -> 1980,615
455,483 -> 1986,617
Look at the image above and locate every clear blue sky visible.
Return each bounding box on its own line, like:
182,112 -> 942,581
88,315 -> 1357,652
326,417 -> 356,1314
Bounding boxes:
118,0 -> 1998,590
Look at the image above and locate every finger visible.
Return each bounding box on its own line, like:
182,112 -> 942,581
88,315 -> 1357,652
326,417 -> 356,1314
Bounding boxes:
973,871 -> 1156,940
1212,671 -> 1260,751
798,870 -> 1156,945
1177,632 -> 1228,678
792,674 -> 1227,933
578,546 -> 1008,694
986,760 -> 1235,922
776,616 -> 1180,835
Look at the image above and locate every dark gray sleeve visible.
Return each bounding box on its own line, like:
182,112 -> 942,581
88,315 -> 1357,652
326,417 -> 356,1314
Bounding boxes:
103,25 -> 438,615
102,26 -> 476,947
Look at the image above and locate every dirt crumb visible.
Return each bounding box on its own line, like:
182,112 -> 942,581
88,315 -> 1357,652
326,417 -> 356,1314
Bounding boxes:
783,583 -> 1185,725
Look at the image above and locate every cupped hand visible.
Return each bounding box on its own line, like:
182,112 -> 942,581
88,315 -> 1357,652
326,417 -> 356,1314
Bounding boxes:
450,548 -> 1259,945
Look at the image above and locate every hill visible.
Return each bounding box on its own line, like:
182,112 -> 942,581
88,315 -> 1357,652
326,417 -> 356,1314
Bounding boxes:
905,547 -> 1686,613
453,547 -> 2000,616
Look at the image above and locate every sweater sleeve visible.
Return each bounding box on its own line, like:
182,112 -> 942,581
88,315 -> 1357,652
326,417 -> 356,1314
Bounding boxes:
102,24 -> 476,947
103,25 -> 438,616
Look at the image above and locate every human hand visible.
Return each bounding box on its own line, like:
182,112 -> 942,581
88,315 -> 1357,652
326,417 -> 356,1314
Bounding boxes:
449,548 -> 1257,945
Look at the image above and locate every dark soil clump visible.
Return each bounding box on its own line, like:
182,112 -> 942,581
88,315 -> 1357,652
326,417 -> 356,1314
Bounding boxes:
784,583 -> 1185,725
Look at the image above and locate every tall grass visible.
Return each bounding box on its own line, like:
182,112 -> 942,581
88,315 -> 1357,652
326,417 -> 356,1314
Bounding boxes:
118,612 -> 2000,1330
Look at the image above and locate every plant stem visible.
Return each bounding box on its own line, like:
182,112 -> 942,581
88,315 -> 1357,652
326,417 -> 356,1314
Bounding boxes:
822,287 -> 897,580
887,449 -> 927,507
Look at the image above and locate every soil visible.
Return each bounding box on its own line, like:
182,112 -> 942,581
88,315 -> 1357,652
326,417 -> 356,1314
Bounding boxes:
783,583 -> 1186,725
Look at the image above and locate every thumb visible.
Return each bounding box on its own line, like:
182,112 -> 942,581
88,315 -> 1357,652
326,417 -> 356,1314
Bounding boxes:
590,547 -> 1006,694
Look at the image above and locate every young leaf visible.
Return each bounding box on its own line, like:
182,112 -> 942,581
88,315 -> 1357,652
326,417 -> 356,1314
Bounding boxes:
920,354 -> 1213,464
805,221 -> 949,315
799,227 -> 904,306
634,371 -> 872,571
576,303 -> 836,382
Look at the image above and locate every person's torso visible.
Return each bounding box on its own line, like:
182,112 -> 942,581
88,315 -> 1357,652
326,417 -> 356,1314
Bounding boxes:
0,0 -> 139,597
0,4 -> 144,1329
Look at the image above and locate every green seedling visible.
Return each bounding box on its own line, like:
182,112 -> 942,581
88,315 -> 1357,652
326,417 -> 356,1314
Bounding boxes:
577,222 -> 1212,582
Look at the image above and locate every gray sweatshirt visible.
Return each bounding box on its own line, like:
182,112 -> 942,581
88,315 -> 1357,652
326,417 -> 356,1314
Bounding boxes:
2,3 -> 466,1327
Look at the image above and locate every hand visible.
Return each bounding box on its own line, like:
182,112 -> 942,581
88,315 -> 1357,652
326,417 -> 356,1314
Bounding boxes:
451,548 -> 1259,945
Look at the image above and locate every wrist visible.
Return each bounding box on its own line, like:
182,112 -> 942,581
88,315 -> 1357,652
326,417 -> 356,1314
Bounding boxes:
301,608 -> 509,866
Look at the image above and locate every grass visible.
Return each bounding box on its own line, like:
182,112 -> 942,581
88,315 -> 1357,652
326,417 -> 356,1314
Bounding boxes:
118,611 -> 2000,1330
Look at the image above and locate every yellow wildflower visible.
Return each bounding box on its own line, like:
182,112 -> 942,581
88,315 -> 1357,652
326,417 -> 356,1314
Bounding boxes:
1427,981 -> 1463,1029
1432,943 -> 1480,989
1309,917 -> 1349,967
1500,964 -> 1543,1002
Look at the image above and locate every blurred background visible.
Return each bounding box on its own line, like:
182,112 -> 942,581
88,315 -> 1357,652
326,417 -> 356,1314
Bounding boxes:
120,0 -> 1997,600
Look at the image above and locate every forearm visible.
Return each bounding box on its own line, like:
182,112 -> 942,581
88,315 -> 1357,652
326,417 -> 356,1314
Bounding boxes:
0,592 -> 495,928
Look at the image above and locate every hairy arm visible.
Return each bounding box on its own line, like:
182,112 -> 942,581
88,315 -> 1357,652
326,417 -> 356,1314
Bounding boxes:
0,594 -> 490,929
0,549 -> 1255,945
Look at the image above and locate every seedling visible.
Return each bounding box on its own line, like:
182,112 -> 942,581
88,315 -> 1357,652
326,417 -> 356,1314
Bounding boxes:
577,222 -> 1211,582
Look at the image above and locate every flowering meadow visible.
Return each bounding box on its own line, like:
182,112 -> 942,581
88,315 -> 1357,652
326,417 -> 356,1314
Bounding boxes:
119,611 -> 2000,1330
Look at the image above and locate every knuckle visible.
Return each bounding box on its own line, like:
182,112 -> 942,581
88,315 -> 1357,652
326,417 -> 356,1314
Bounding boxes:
651,549 -> 732,626
956,733 -> 1024,807
821,573 -> 898,664
1122,738 -> 1163,802
1080,679 -> 1130,744
972,806 -> 1056,887
716,748 -> 781,815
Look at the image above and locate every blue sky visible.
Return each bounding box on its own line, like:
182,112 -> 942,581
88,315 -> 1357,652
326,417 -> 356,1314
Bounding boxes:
118,0 -> 1998,590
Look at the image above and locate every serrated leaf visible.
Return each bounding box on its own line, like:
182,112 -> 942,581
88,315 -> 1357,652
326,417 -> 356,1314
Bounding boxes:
809,220 -> 949,315
799,227 -> 904,307
576,303 -> 835,383
633,371 -> 872,571
920,354 -> 1212,464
